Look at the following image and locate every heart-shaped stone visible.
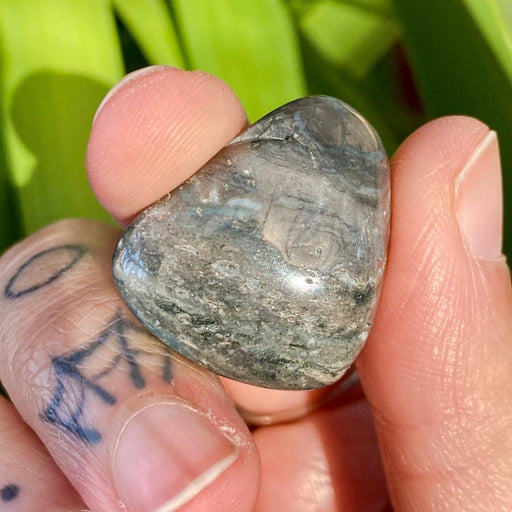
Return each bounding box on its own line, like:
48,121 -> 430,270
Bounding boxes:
113,96 -> 390,389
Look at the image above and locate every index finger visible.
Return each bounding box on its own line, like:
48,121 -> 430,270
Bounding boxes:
87,65 -> 247,225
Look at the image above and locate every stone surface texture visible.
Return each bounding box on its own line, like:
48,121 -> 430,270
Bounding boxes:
113,96 -> 390,389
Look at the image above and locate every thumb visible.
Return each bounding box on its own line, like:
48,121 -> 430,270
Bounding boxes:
357,117 -> 512,510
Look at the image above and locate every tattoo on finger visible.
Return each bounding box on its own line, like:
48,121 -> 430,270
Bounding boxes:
1,484 -> 19,502
42,310 -> 173,444
4,245 -> 87,300
3,244 -> 175,443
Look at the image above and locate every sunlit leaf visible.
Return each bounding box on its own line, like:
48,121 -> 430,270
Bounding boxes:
0,0 -> 124,236
462,0 -> 512,86
296,0 -> 401,79
114,0 -> 184,66
171,0 -> 307,120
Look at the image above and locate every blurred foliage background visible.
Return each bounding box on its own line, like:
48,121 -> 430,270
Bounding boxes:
0,0 -> 511,258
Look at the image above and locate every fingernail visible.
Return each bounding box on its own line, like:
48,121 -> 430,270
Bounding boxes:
93,66 -> 178,126
455,131 -> 503,259
113,400 -> 238,512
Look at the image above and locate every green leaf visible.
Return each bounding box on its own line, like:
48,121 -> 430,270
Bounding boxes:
296,0 -> 401,79
114,0 -> 184,66
356,50 -> 426,149
0,47 -> 21,253
462,0 -> 512,86
392,0 -> 512,257
0,0 -> 124,236
0,130 -> 21,253
171,0 -> 307,120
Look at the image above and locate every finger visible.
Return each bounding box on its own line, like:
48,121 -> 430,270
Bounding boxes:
87,66 -> 247,224
357,117 -> 512,509
0,395 -> 86,511
87,66 -> 329,421
223,370 -> 363,426
253,396 -> 390,512
0,219 -> 259,512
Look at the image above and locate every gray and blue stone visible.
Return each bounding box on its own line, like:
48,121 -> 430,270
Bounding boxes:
113,96 -> 390,390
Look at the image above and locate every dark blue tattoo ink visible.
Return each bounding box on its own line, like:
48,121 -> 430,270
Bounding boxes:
4,245 -> 87,299
162,354 -> 173,383
1,484 -> 19,502
42,310 -> 173,443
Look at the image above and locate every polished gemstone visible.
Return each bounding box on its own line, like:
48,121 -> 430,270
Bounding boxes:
113,96 -> 390,389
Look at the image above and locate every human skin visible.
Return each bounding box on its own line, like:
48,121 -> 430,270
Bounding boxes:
0,66 -> 510,511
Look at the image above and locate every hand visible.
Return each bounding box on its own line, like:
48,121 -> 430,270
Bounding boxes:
0,66 -> 510,512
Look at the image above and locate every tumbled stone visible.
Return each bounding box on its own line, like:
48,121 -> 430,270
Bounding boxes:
113,96 -> 390,389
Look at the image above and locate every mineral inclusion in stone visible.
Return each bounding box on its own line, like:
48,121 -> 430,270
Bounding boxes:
113,96 -> 390,389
